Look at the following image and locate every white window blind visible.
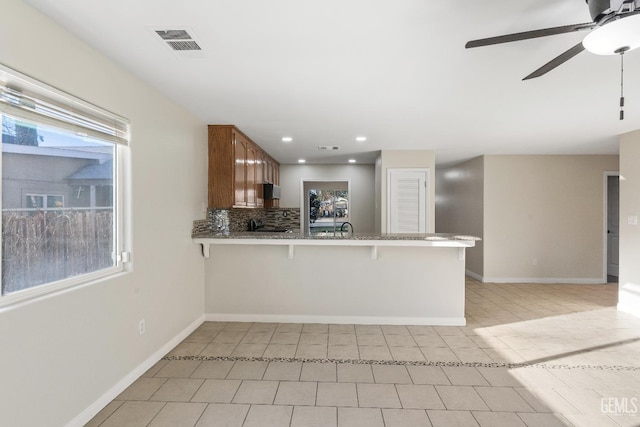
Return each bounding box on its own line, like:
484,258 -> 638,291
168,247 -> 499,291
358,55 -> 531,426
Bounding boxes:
0,64 -> 129,145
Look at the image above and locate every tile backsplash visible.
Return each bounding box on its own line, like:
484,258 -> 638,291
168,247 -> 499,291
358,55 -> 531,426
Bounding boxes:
198,207 -> 301,234
264,208 -> 301,230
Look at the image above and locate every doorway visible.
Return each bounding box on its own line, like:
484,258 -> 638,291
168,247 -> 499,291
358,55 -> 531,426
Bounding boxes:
605,173 -> 620,283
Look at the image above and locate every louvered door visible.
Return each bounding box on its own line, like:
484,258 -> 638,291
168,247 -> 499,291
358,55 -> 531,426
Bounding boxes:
387,169 -> 428,233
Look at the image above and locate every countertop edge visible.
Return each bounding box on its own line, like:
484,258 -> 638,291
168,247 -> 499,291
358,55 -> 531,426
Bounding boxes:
192,235 -> 478,248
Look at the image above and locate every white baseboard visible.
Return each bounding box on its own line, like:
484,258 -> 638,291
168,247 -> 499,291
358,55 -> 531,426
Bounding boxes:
471,276 -> 605,285
67,315 -> 205,427
465,270 -> 483,282
205,313 -> 466,326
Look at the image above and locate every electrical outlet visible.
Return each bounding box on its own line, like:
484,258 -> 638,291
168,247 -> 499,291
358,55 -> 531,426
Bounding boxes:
532,258 -> 538,266
629,215 -> 638,225
139,319 -> 145,335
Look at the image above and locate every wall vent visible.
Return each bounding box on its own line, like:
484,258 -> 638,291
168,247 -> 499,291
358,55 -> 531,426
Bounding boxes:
154,28 -> 202,51
318,146 -> 340,151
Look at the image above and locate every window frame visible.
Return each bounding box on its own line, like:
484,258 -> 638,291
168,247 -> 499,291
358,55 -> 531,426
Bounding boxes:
25,193 -> 65,209
0,65 -> 130,308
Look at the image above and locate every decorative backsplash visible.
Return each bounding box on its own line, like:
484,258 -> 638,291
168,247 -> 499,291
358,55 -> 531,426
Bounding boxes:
192,207 -> 301,236
223,208 -> 265,232
264,208 -> 301,230
192,219 -> 213,236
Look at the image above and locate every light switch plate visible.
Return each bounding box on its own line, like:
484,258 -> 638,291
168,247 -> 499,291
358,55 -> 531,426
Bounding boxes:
629,215 -> 638,225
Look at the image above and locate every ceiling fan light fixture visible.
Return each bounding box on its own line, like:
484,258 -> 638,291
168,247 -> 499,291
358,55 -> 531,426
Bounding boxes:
583,13 -> 640,55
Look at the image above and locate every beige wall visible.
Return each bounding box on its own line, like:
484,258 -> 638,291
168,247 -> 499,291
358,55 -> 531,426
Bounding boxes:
484,155 -> 618,282
279,164 -> 376,233
619,131 -> 640,317
378,150 -> 436,232
0,1 -> 207,425
435,156 -> 484,277
436,155 -> 620,282
204,243 -> 467,325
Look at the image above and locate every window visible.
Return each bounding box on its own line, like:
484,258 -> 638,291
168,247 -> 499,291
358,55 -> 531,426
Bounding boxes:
0,64 -> 129,304
25,194 -> 64,209
303,179 -> 351,235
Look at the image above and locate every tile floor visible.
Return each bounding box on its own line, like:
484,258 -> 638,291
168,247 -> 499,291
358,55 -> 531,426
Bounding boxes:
87,278 -> 640,426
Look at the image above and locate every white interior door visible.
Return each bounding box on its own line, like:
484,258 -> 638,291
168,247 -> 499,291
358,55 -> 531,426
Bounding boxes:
387,169 -> 428,233
607,175 -> 620,277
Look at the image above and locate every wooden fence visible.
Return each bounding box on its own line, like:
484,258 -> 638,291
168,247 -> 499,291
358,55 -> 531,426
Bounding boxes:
2,209 -> 114,295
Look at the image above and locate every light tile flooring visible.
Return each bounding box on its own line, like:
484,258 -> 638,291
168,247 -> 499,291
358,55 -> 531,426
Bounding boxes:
87,278 -> 640,426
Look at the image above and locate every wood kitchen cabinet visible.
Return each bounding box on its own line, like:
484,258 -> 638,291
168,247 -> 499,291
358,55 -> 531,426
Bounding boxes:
208,125 -> 279,209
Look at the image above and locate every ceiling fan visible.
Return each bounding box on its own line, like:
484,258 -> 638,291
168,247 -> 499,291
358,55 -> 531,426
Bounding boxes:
466,0 -> 640,80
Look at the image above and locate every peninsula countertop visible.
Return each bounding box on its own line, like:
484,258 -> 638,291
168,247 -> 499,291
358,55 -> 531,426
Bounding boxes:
192,230 -> 480,240
192,231 -> 480,258
199,230 -> 477,325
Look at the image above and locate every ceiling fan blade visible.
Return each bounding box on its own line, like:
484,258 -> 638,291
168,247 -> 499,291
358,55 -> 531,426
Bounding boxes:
465,22 -> 596,48
522,42 -> 585,80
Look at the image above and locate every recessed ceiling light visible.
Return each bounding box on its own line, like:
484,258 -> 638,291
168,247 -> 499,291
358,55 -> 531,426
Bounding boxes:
348,159 -> 356,163
298,159 -> 306,163
282,137 -> 293,142
356,136 -> 367,142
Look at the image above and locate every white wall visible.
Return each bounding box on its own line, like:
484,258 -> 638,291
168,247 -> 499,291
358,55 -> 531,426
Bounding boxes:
378,150 -> 436,233
483,155 -> 618,282
279,164 -> 375,233
435,156 -> 484,277
619,131 -> 640,317
0,1 -> 207,425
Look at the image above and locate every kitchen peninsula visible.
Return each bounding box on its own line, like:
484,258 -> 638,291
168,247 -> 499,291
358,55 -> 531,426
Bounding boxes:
194,231 -> 478,326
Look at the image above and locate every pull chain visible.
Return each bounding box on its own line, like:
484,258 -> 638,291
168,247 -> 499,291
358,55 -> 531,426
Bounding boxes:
620,49 -> 625,121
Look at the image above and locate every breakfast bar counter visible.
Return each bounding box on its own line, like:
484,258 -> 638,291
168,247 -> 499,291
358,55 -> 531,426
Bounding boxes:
193,232 -> 478,258
194,232 -> 479,326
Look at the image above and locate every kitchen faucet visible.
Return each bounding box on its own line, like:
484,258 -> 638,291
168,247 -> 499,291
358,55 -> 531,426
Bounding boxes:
340,222 -> 354,236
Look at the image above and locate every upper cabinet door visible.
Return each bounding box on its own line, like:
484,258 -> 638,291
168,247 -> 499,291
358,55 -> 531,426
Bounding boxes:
265,159 -> 273,183
256,152 -> 265,207
246,144 -> 257,207
234,133 -> 247,207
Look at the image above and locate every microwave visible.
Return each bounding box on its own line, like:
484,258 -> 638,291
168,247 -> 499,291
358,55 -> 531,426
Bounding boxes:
263,183 -> 281,199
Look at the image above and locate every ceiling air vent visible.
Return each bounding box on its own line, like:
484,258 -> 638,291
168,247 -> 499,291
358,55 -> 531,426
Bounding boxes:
167,40 -> 201,51
156,30 -> 191,41
154,28 -> 202,52
318,146 -> 340,151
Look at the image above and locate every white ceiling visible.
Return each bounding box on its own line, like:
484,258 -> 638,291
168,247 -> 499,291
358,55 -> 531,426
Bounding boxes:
24,0 -> 640,165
